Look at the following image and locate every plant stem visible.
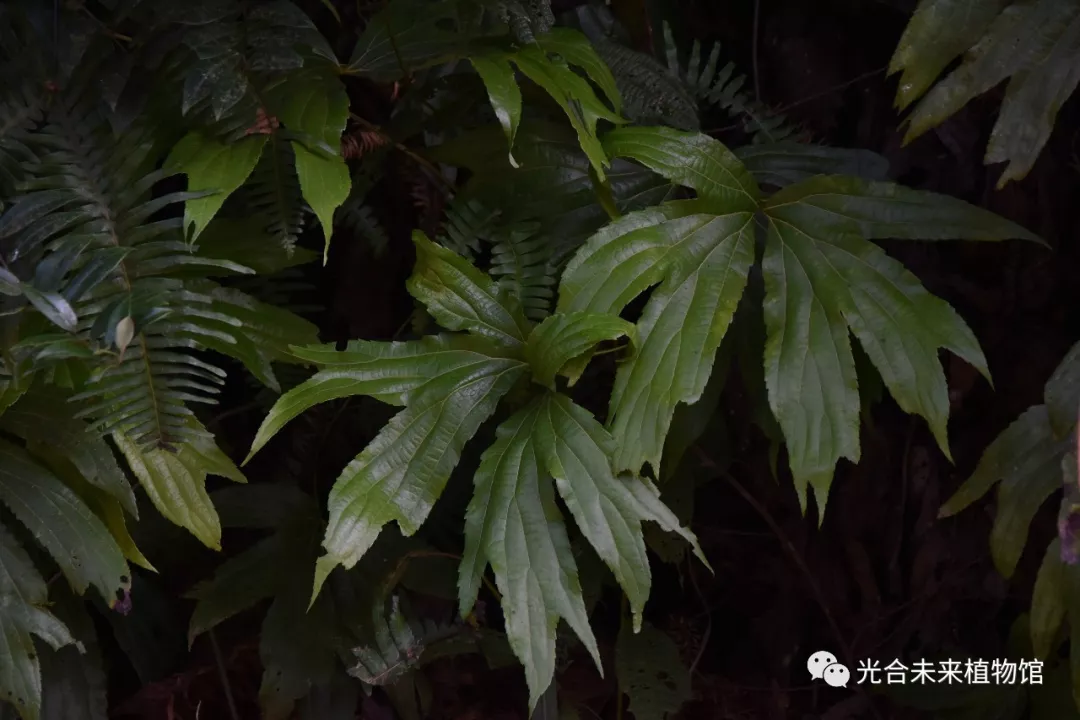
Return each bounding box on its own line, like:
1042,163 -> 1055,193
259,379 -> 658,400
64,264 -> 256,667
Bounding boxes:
210,628 -> 241,720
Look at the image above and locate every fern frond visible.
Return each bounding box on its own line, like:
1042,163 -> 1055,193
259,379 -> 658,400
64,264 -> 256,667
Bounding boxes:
435,197 -> 500,260
487,221 -> 552,321
238,137 -> 307,253
594,39 -> 700,132
338,202 -> 390,257
661,23 -> 800,144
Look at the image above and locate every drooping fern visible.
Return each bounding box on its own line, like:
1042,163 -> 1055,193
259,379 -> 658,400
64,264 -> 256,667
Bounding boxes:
661,23 -> 799,144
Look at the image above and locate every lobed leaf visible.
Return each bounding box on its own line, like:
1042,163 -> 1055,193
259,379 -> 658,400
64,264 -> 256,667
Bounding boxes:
311,347 -> 528,599
407,232 -> 531,347
459,398 -> 598,711
471,55 -> 523,168
524,311 -> 635,389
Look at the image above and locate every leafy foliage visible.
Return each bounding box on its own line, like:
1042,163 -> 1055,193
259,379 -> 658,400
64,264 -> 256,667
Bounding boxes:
0,0 -> 1055,717
890,0 -> 1080,186
939,341 -> 1080,706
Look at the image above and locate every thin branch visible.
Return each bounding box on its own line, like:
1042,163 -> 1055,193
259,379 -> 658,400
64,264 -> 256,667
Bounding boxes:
209,629 -> 241,720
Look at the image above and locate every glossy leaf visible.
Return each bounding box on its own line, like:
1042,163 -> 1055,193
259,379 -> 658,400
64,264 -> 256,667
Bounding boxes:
247,334 -> 522,460
407,232 -> 531,347
536,28 -> 622,115
165,132 -> 268,241
0,439 -> 129,604
524,312 -> 635,389
459,398 -> 599,710
534,393 -> 708,629
21,287 -> 77,333
760,175 -> 1033,512
471,55 -> 522,168
113,422 -> 246,551
312,349 -> 527,600
601,126 -> 760,211
560,202 -> 755,476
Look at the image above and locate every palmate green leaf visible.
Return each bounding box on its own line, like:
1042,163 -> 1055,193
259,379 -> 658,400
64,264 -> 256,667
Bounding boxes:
165,132 -> 269,242
311,347 -> 527,600
0,524 -> 78,720
562,127 -> 1038,515
346,0 -> 468,81
760,175 -> 1039,512
459,392 -> 707,710
0,439 -> 130,605
558,128 -> 758,477
524,311 -> 635,389
248,331 -> 529,601
536,28 -> 622,116
887,0 -> 1009,110
113,420 -> 246,551
459,396 -> 598,710
897,0 -> 1080,186
407,232 -> 531,347
274,71 -> 352,262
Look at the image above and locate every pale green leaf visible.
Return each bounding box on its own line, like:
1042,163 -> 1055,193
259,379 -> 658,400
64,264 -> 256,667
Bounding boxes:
614,621 -> 691,720
312,347 -> 528,599
537,28 -> 622,113
1046,340 -> 1080,439
407,232 -> 531,346
113,422 -> 245,551
940,405 -> 1068,577
559,201 -> 755,476
601,126 -> 760,212
0,440 -> 129,605
165,132 -> 268,242
458,398 -> 599,710
510,45 -> 625,181
904,1 -> 1079,143
534,393 -> 704,630
0,525 -> 78,720
887,0 -> 1009,109
247,335 -> 520,461
471,55 -> 523,168
985,13 -> 1080,187
759,174 -> 1036,514
1031,539 -> 1066,661
525,312 -> 635,389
